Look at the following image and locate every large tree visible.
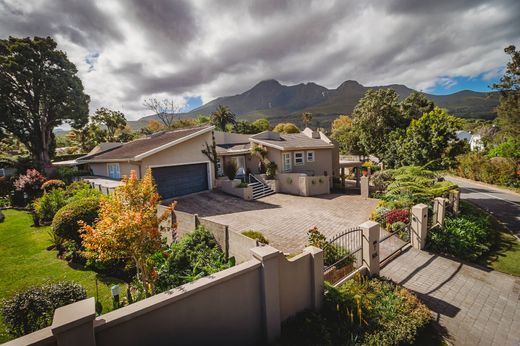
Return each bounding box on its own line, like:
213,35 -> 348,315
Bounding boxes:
0,37 -> 90,171
91,107 -> 128,142
400,91 -> 435,123
350,89 -> 404,162
143,98 -> 182,128
492,45 -> 520,137
211,104 -> 236,131
400,107 -> 465,168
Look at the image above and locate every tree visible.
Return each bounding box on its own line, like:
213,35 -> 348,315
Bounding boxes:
0,37 -> 90,171
302,112 -> 313,127
143,98 -> 183,128
66,124 -> 102,153
211,104 -> 236,131
492,45 -> 520,137
80,170 -> 174,295
233,120 -> 258,134
252,118 -> 270,132
400,107 -> 464,168
273,123 -> 300,134
91,107 -> 128,142
400,91 -> 434,123
350,89 -> 405,162
330,115 -> 365,155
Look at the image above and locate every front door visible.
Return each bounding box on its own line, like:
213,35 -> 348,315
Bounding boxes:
282,152 -> 292,172
231,156 -> 246,175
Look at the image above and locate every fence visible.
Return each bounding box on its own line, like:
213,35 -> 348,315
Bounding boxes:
323,227 -> 363,284
6,246 -> 324,346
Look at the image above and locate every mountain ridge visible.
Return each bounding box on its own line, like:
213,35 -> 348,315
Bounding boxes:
130,79 -> 498,129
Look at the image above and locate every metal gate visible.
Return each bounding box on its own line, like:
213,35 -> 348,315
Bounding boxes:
379,221 -> 411,264
323,227 -> 363,284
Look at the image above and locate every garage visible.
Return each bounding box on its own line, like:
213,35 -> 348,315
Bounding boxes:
151,163 -> 209,199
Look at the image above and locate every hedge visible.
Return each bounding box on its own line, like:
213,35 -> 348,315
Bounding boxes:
52,197 -> 100,244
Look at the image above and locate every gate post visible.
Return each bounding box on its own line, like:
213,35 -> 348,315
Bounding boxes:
360,221 -> 380,276
433,197 -> 446,227
360,176 -> 369,198
451,190 -> 461,215
411,204 -> 428,250
51,298 -> 96,346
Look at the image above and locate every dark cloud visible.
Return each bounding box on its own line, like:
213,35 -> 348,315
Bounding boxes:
1,0 -> 519,119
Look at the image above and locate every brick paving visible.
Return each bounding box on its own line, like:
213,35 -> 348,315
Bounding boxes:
382,248 -> 520,346
175,191 -> 379,254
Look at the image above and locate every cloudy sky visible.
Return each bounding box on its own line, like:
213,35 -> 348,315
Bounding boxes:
1,0 -> 519,120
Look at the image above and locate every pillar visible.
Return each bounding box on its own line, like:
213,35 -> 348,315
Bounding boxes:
452,190 -> 460,215
355,167 -> 360,188
360,176 -> 369,198
360,221 -> 380,276
411,204 -> 428,250
433,197 -> 446,227
340,167 -> 345,189
51,298 -> 96,346
251,246 -> 281,344
303,246 -> 324,310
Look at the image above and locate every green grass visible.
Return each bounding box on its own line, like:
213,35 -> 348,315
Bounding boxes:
461,201 -> 520,277
0,209 -> 125,343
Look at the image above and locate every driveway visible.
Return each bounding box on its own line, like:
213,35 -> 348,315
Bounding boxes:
175,191 -> 379,253
446,176 -> 520,237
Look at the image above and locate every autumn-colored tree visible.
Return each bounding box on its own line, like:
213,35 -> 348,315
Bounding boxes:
80,169 -> 174,295
147,120 -> 164,133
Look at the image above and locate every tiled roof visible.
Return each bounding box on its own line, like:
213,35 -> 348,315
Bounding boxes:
79,125 -> 212,162
250,132 -> 333,150
216,143 -> 251,155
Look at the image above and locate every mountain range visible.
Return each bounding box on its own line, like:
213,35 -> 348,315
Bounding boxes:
131,79 -> 499,129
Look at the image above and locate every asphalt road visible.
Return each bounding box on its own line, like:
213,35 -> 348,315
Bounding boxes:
446,176 -> 520,237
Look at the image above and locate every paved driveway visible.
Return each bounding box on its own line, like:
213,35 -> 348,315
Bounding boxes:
382,248 -> 520,346
175,191 -> 379,253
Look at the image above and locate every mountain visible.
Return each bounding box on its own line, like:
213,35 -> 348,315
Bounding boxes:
131,79 -> 499,129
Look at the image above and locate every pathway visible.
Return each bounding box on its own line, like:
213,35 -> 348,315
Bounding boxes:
381,248 -> 520,346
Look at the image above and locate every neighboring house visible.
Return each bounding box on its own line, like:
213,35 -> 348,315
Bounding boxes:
78,125 -> 215,200
456,130 -> 484,152
215,128 -> 339,181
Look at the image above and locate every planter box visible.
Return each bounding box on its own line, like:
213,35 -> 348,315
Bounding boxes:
324,263 -> 355,284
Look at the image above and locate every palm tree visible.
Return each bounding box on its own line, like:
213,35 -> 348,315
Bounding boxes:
211,104 -> 236,131
302,112 -> 313,128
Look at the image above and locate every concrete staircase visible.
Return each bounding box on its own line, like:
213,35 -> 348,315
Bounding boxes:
248,175 -> 275,200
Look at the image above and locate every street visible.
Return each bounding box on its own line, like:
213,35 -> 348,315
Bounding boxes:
446,176 -> 520,237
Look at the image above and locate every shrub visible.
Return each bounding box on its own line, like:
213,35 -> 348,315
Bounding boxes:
224,161 -> 238,180
0,196 -> 10,208
428,214 -> 491,261
0,176 -> 13,196
52,197 -> 100,245
384,209 -> 410,226
280,276 -> 432,346
265,162 -> 277,179
41,179 -> 65,192
33,188 -> 68,222
307,227 -> 354,268
371,170 -> 392,192
1,282 -> 87,337
55,167 -> 76,184
242,230 -> 269,244
155,226 -> 234,292
65,181 -> 101,201
13,169 -> 46,200
455,152 -> 518,187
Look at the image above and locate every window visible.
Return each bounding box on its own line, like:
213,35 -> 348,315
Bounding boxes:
294,152 -> 304,166
306,151 -> 315,162
217,158 -> 223,176
107,163 -> 121,179
282,152 -> 292,172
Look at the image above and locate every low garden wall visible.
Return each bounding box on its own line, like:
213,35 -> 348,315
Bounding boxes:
7,246 -> 324,346
276,173 -> 330,196
219,179 -> 253,200
157,206 -> 259,264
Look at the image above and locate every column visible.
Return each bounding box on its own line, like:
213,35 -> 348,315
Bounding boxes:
360,221 -> 380,276
360,176 -> 369,198
51,298 -> 96,346
411,204 -> 428,250
303,246 -> 324,311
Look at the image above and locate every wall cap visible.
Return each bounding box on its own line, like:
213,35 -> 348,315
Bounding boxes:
251,245 -> 282,261
52,298 -> 95,335
359,220 -> 379,229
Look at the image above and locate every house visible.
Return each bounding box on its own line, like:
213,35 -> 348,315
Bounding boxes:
456,130 -> 484,152
78,125 -> 215,199
215,128 -> 339,180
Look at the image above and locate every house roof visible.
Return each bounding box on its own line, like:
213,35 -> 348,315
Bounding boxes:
78,125 -> 214,162
250,130 -> 334,151
216,143 -> 251,156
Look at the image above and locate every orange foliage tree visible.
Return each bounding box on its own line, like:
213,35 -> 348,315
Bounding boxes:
80,169 -> 175,295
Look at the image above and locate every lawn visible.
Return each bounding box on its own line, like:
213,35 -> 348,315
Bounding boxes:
461,201 -> 520,277
0,209 -> 125,343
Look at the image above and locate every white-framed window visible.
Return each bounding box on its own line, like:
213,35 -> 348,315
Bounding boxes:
282,152 -> 292,172
294,151 -> 304,166
107,163 -> 121,179
217,157 -> 224,176
306,151 -> 315,162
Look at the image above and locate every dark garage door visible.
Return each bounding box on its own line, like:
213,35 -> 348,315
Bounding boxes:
151,163 -> 208,199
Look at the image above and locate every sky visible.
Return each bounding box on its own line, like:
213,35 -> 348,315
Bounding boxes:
1,0 -> 519,120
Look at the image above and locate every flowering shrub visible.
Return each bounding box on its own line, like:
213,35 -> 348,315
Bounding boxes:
384,209 -> 410,226
374,207 -> 390,222
41,179 -> 65,192
13,169 -> 46,199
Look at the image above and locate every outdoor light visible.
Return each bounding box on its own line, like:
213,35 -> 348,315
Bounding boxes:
111,284 -> 120,308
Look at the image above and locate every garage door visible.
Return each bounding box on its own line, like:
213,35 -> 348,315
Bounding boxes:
151,163 -> 208,199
